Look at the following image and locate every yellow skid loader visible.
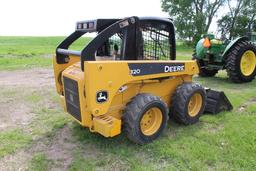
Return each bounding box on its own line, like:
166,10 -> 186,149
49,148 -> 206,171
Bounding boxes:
53,17 -> 232,144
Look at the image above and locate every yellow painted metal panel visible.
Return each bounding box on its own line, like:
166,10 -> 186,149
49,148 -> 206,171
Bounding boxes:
84,60 -> 198,116
93,115 -> 121,137
54,58 -> 199,137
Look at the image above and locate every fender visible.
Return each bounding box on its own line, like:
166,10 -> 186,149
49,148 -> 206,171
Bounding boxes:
195,38 -> 206,59
222,36 -> 249,59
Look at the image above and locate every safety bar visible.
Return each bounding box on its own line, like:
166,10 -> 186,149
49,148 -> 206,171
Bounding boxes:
56,16 -> 175,71
56,48 -> 81,57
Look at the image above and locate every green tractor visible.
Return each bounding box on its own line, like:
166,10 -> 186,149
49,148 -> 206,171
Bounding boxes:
193,34 -> 256,83
248,32 -> 256,43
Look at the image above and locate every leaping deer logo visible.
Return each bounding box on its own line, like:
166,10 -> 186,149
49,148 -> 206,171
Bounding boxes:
98,92 -> 106,100
97,91 -> 108,103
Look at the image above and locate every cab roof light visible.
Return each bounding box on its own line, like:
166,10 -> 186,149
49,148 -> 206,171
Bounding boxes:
77,23 -> 83,30
76,21 -> 96,32
88,22 -> 94,29
84,23 -> 88,29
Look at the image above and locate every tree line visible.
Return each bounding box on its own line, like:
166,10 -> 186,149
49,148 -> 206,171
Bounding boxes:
161,0 -> 256,43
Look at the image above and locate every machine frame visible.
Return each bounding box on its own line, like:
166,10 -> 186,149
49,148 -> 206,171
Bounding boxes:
53,17 -> 232,144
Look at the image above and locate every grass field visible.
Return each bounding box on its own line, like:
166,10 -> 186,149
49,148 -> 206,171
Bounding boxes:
0,37 -> 255,171
0,36 -> 91,70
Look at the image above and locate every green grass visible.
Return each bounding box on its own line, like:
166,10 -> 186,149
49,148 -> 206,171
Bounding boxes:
0,130 -> 32,158
0,36 -> 91,70
68,103 -> 256,170
28,153 -> 51,171
0,56 -> 52,70
30,107 -> 69,137
69,151 -> 95,171
0,36 -> 91,55
25,90 -> 70,138
25,91 -> 42,103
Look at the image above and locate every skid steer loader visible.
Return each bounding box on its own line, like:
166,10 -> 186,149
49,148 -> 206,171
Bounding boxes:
53,17 -> 232,144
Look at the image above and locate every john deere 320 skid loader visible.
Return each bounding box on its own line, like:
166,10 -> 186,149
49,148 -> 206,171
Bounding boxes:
53,17 -> 232,144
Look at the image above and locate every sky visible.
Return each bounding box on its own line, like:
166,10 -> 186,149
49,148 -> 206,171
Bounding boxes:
0,0 -> 170,36
0,0 -> 222,36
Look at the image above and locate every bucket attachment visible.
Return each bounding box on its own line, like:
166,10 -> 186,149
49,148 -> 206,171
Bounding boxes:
204,89 -> 233,114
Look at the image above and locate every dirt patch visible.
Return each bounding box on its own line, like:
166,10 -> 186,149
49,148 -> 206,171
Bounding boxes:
0,101 -> 33,131
0,68 -> 105,170
0,126 -> 77,171
45,126 -> 77,171
0,68 -> 65,169
0,68 -> 55,131
0,149 -> 31,171
205,123 -> 224,134
237,97 -> 256,113
0,68 -> 54,87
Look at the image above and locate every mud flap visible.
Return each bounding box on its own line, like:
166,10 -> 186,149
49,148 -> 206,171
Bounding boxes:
204,89 -> 233,114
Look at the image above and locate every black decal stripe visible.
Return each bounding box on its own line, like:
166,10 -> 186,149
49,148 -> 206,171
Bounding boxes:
128,63 -> 185,76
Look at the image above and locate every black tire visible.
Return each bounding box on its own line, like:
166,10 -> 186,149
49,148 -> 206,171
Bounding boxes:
192,56 -> 218,77
225,40 -> 256,83
122,93 -> 168,144
170,83 -> 206,125
198,67 -> 218,77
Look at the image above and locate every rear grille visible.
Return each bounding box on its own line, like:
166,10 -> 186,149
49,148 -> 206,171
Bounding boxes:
63,77 -> 81,121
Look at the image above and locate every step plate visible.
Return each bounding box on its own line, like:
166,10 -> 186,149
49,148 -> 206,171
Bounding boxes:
93,115 -> 121,137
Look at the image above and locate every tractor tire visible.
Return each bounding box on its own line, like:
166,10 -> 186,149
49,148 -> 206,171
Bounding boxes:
198,67 -> 218,77
225,40 -> 256,83
170,83 -> 206,125
192,56 -> 218,77
122,93 -> 168,144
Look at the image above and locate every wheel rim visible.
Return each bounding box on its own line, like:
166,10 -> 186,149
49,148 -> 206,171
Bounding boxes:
188,93 -> 203,117
140,107 -> 163,136
240,50 -> 256,76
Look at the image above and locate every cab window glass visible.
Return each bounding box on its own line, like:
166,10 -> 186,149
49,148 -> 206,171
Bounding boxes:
96,33 -> 123,60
